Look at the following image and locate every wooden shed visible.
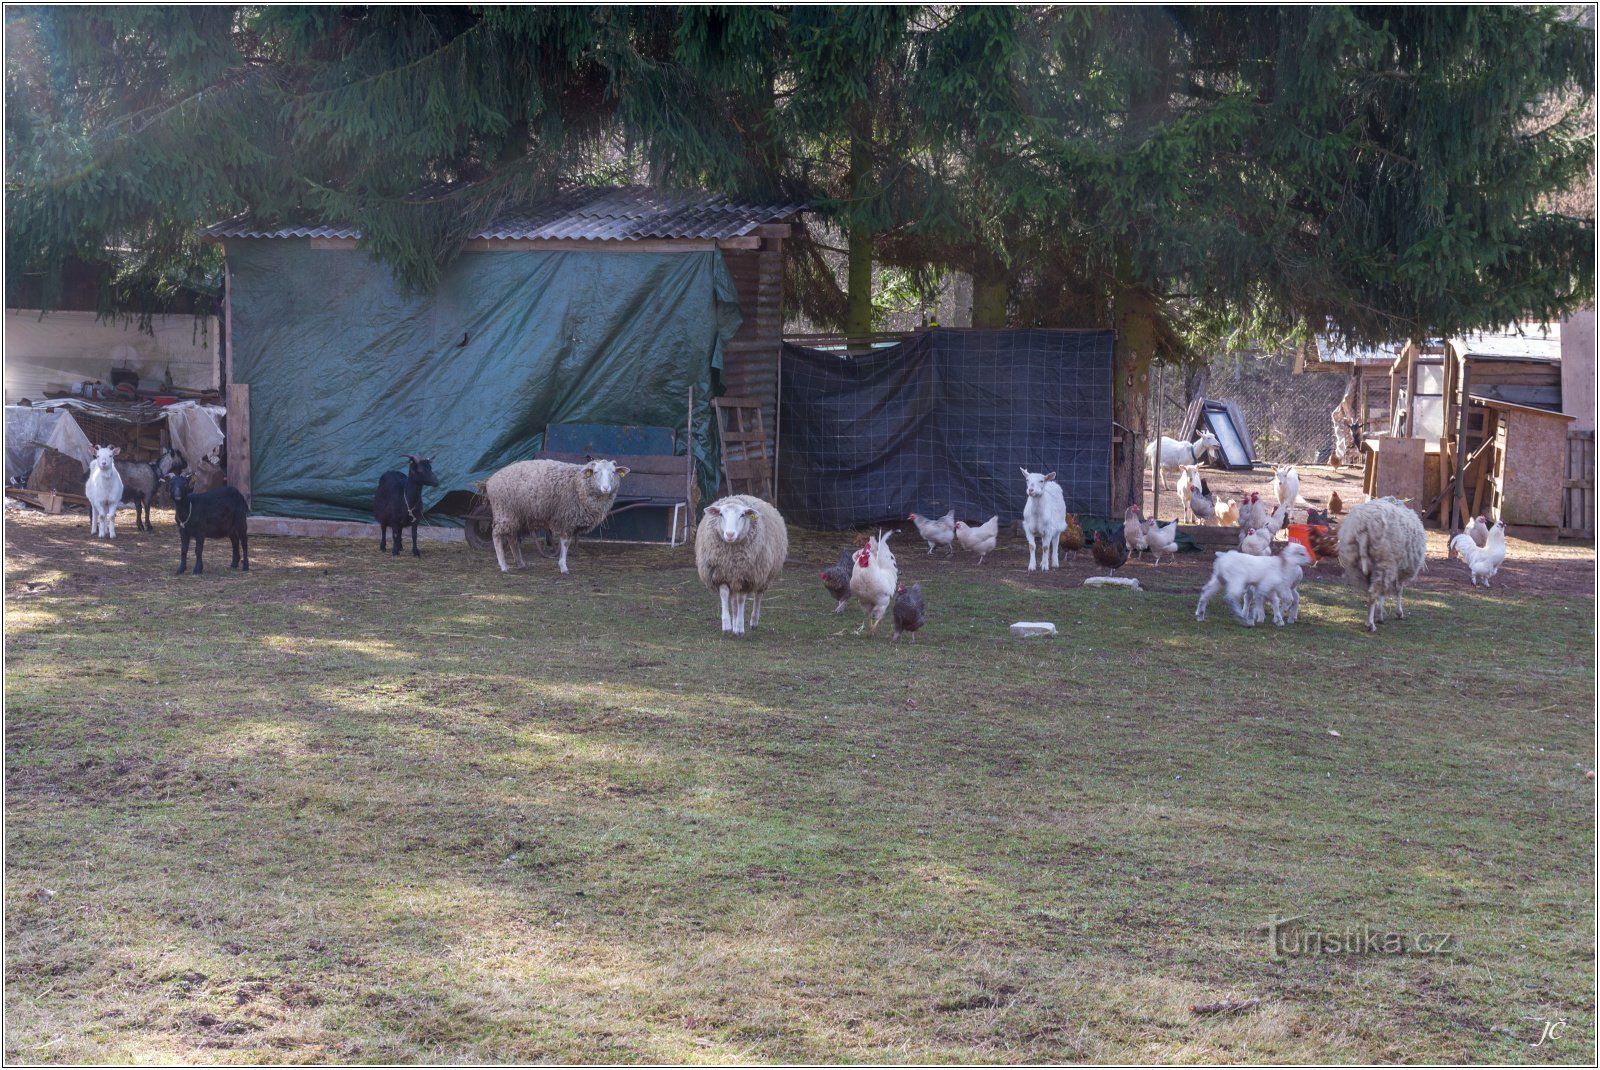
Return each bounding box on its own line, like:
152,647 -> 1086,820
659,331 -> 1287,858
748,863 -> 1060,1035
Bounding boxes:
201,186 -> 801,527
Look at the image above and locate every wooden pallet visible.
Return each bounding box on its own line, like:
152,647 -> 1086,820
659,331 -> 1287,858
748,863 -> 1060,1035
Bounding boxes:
5,487 -> 81,513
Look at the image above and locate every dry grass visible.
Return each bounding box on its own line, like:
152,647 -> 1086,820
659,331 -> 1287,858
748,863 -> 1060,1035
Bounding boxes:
4,507 -> 1595,1063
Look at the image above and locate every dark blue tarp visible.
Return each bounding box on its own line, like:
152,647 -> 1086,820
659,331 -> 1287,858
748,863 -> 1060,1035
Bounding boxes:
777,329 -> 1113,529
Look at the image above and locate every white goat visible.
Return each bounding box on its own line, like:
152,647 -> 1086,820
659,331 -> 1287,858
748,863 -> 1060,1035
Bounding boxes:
84,445 -> 124,539
1019,468 -> 1067,572
1195,543 -> 1313,627
1146,431 -> 1220,488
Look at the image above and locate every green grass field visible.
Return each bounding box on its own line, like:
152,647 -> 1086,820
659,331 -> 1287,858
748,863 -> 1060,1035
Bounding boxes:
5,512 -> 1594,1063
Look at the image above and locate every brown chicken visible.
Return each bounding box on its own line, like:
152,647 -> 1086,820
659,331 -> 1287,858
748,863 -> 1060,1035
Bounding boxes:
1306,523 -> 1340,566
1328,491 -> 1344,516
1059,513 -> 1085,556
1091,529 -> 1130,573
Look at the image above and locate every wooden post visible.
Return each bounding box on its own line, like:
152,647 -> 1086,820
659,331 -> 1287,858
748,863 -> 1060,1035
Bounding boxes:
221,243 -> 233,391
227,383 -> 251,508
685,383 -> 694,540
1150,364 -> 1162,521
1450,360 -> 1471,531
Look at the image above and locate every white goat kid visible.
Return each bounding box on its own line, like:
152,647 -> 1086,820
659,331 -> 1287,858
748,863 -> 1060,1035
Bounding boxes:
84,445 -> 124,539
1146,431 -> 1220,488
1195,543 -> 1313,627
1020,468 -> 1067,572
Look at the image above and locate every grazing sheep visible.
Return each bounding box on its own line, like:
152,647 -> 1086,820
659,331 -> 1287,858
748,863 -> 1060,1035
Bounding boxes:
1020,467 -> 1067,572
486,458 -> 630,574
695,495 -> 788,636
374,454 -> 439,558
168,473 -> 249,575
84,446 -> 124,539
1337,497 -> 1427,632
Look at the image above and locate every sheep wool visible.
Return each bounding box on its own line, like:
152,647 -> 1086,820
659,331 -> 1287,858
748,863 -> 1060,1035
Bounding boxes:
1337,497 -> 1427,632
486,458 -> 628,574
695,495 -> 789,636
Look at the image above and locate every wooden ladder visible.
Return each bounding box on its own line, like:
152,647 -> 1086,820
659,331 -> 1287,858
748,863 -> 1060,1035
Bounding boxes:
711,396 -> 774,500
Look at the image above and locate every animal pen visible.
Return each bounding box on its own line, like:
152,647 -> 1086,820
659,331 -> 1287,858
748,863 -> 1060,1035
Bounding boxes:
200,187 -> 800,538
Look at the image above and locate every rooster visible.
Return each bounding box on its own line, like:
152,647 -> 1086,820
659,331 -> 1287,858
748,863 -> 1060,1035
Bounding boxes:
849,530 -> 898,635
892,582 -> 925,642
1450,517 -> 1507,586
1059,512 -> 1085,557
953,515 -> 999,564
907,509 -> 956,555
819,545 -> 856,613
1123,505 -> 1149,559
1143,517 -> 1180,565
1239,491 -> 1269,531
1091,529 -> 1130,573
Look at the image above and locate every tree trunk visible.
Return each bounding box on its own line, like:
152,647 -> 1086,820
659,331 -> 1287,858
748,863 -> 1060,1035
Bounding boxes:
844,125 -> 874,336
1112,282 -> 1160,512
966,249 -> 1004,326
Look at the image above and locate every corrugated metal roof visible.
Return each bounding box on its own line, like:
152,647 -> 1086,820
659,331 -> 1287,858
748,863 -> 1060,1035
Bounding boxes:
201,186 -> 804,242
1453,326 -> 1562,362
1313,337 -> 1402,365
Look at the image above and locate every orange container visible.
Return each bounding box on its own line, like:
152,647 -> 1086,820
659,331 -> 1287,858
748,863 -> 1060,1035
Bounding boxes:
1286,523 -> 1315,557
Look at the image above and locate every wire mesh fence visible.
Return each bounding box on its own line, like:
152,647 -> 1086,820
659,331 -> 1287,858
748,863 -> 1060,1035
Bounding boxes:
1146,350 -> 1350,466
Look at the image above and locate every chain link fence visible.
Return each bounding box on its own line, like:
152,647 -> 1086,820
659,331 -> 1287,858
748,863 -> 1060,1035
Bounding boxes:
1147,350 -> 1349,466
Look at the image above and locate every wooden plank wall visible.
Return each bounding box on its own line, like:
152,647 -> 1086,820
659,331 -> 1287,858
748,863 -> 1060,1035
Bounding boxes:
1563,429 -> 1594,539
719,239 -> 786,444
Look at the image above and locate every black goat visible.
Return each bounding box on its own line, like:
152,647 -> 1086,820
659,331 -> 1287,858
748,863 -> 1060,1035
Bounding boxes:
168,473 -> 249,575
374,454 -> 439,557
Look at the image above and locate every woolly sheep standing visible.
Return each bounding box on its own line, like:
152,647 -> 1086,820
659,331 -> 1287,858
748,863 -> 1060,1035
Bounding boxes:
85,445 -> 124,539
1337,497 -> 1427,632
695,495 -> 788,637
485,458 -> 630,575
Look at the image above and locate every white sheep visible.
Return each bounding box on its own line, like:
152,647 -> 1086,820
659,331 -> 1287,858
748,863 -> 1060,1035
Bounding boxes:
1019,467 -> 1067,572
84,445 -> 124,539
695,495 -> 788,636
485,458 -> 630,574
1337,497 -> 1427,632
1194,542 -> 1312,627
1146,431 -> 1220,488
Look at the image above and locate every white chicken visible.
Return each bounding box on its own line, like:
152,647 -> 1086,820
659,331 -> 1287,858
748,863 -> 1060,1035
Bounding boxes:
1143,517 -> 1180,565
1238,526 -> 1272,556
849,530 -> 898,636
1123,504 -> 1149,558
953,515 -> 998,564
1239,491 -> 1269,531
1450,514 -> 1490,559
907,509 -> 956,554
1450,517 -> 1507,586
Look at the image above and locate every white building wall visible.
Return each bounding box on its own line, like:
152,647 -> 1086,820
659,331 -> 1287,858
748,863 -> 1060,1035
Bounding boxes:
3,309 -> 219,404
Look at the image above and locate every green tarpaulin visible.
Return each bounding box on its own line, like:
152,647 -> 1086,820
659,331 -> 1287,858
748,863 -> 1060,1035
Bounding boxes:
226,240 -> 741,520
